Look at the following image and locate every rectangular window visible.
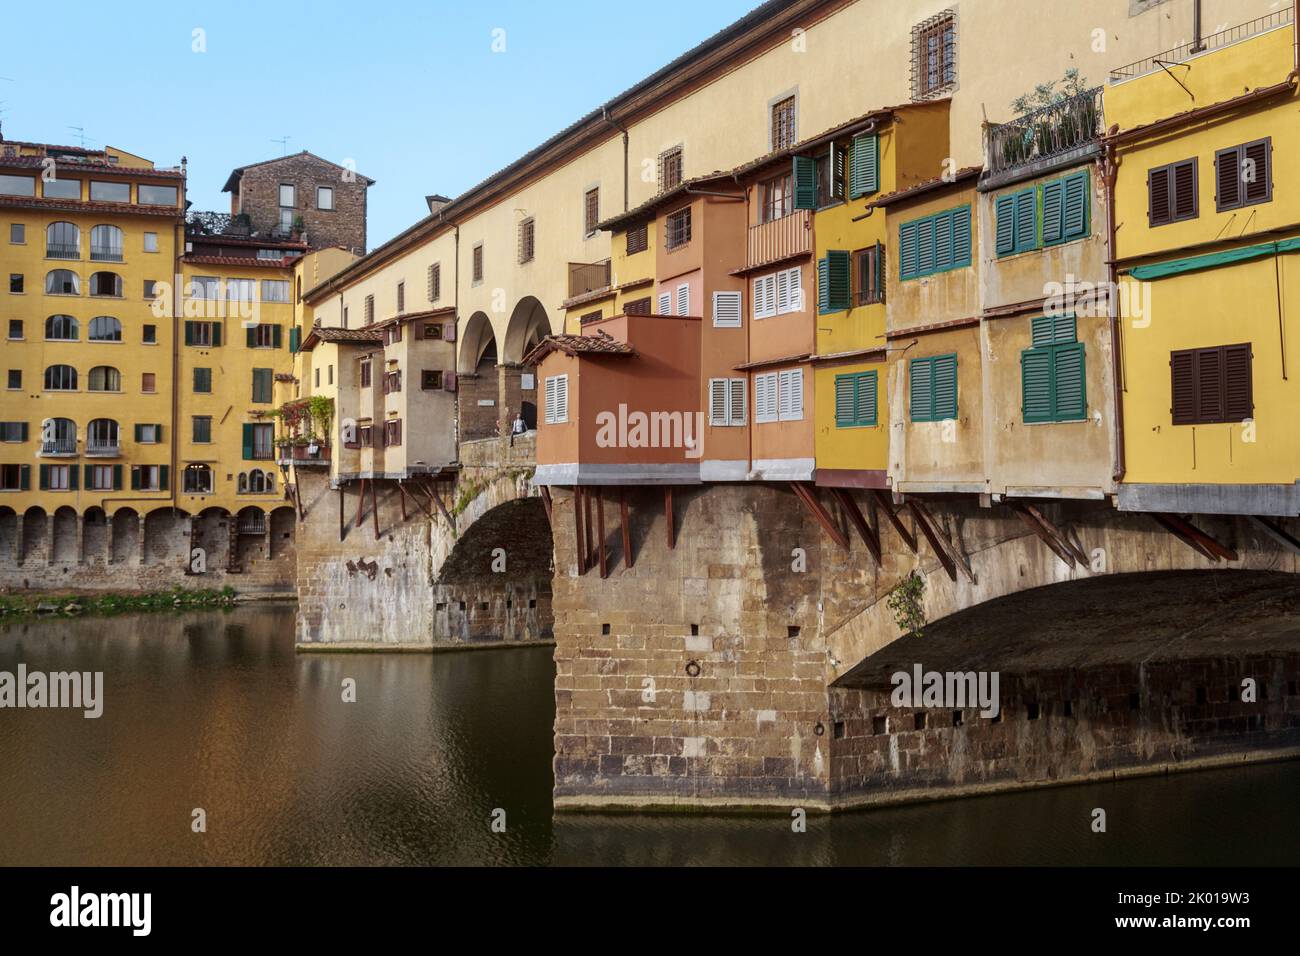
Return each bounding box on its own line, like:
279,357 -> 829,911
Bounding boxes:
87,465 -> 115,491
279,184 -> 295,207
754,373 -> 778,424
396,280 -> 406,313
912,11 -> 957,99
995,187 -> 1038,256
814,143 -> 846,208
7,370 -> 20,389
584,187 -> 600,236
7,319 -> 21,339
626,224 -> 649,255
383,419 -> 403,447
363,294 -> 375,325
817,250 -> 851,314
143,231 -> 158,253
421,370 -> 443,390
675,283 -> 689,316
898,205 -> 972,280
182,466 -> 211,494
854,244 -> 885,305
262,279 -> 290,303
252,368 -> 273,404
45,464 -> 72,491
665,207 -> 692,250
141,372 -> 156,393
835,371 -> 879,427
143,279 -> 158,299
183,321 -> 221,347
428,263 -> 441,301
245,423 -> 274,460
1215,139 -> 1271,212
760,173 -> 793,223
1170,343 -> 1253,425
1041,171 -> 1090,245
193,416 -> 212,443
0,175 -> 36,197
0,464 -> 29,490
189,275 -> 220,300
712,290 -> 742,328
771,95 -> 797,151
472,243 -> 484,283
708,378 -> 747,426
359,359 -> 372,388
753,266 -> 803,319
9,224 -> 24,244
544,374 -> 569,424
9,274 -> 22,294
0,422 -> 28,442
226,278 -> 256,304
317,186 -> 334,210
137,184 -> 177,206
909,354 -> 958,422
777,368 -> 804,421
134,465 -> 165,492
658,146 -> 683,193
657,291 -> 672,315
518,218 -> 535,264
143,325 -> 157,344
90,180 -> 131,203
136,424 -> 161,444
1148,158 -> 1198,226
384,370 -> 402,394
625,296 -> 652,316
193,367 -> 212,393
1021,315 -> 1087,423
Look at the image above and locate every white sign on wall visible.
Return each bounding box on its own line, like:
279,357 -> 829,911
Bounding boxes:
477,399 -> 496,407
521,374 -> 535,391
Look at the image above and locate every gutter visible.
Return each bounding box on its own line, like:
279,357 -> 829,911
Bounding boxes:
601,107 -> 630,213
1103,132 -> 1126,485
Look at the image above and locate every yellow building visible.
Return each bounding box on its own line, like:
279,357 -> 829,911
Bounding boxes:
1109,17 -> 1300,516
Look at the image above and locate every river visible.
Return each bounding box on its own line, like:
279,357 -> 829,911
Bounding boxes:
1,605 -> 1296,866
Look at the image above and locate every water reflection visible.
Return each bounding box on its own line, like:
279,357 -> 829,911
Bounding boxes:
1,608 -> 1295,866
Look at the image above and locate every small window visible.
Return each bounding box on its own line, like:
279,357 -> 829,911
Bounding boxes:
544,374 -> 569,424
44,364 -> 78,391
262,280 -> 290,303
835,371 -> 878,428
87,365 -> 121,392
251,368 -> 273,404
657,291 -> 672,315
909,354 -> 958,422
1171,344 -> 1253,426
752,267 -> 803,319
9,274 -> 22,294
912,10 -> 957,100
771,95 -> 797,151
708,378 -> 747,426
88,316 -> 122,342
143,324 -> 157,344
193,368 -> 212,393
754,369 -> 803,423
423,323 -> 443,340
472,243 -> 484,283
428,263 -> 441,301
89,271 -> 123,297
183,464 -> 213,493
141,372 -> 156,393
143,232 -> 159,253
397,280 -> 406,313
46,222 -> 80,259
7,370 -> 21,389
317,186 -> 334,210
626,224 -> 649,255
364,295 -> 375,324
518,218 -> 535,264
45,314 -> 79,340
279,183 -> 295,207
760,173 -> 793,224
658,145 -> 684,193
584,187 -> 600,236
9,224 -> 26,244
665,207 -> 692,250
1148,158 -> 1198,226
625,296 -> 651,316
854,244 -> 885,305
7,319 -> 21,339
898,206 -> 972,280
1022,316 -> 1086,423
143,279 -> 158,299
137,423 -> 161,444
192,416 -> 213,443
90,224 -> 124,261
383,419 -> 403,447
359,359 -> 372,389
675,284 -> 689,316
712,291 -> 742,328
421,370 -> 444,390
1215,139 -> 1271,212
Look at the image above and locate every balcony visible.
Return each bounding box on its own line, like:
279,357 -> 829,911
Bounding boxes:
90,246 -> 124,262
278,441 -> 331,467
985,87 -> 1104,183
46,243 -> 80,259
85,439 -> 121,457
40,438 -> 77,457
746,209 -> 811,270
567,260 -> 611,299
1110,9 -> 1293,81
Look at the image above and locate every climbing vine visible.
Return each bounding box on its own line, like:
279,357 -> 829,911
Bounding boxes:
886,571 -> 927,638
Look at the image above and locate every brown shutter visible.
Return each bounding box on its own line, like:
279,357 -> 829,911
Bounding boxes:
1170,350 -> 1196,424
1223,343 -> 1253,421
1243,139 -> 1270,204
1195,348 -> 1223,423
1149,167 -> 1171,226
1173,160 -> 1196,219
1216,146 -> 1241,210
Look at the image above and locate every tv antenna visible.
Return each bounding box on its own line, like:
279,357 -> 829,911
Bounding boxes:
67,125 -> 89,148
271,135 -> 291,155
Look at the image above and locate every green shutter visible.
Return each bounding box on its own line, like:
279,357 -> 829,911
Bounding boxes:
272,324 -> 283,348
19,422 -> 28,442
242,423 -> 255,460
793,156 -> 817,210
874,242 -> 885,303
134,423 -> 143,442
159,465 -> 169,491
995,195 -> 1016,255
932,354 -> 958,420
184,321 -> 195,346
1062,171 -> 1089,240
112,464 -> 122,491
899,221 -> 918,279
1014,189 -> 1037,253
951,206 -> 971,266
817,257 -> 831,314
246,325 -> 257,348
909,359 -> 933,422
211,322 -> 221,347
1041,179 -> 1064,244
1022,348 -> 1053,423
39,464 -> 49,490
155,424 -> 163,441
827,250 -> 850,312
289,326 -> 301,353
19,464 -> 30,490
84,464 -> 93,488
917,217 -> 936,274
849,133 -> 879,199
68,465 -> 79,491
835,374 -> 856,426
856,371 -> 878,426
131,465 -> 141,491
1031,314 -> 1077,346
1054,342 -> 1087,420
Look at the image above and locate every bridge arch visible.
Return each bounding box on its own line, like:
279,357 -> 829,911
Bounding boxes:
502,295 -> 550,365
459,310 -> 497,375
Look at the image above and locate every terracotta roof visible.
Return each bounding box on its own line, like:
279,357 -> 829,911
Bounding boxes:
733,351 -> 811,371
522,330 -> 636,365
223,151 -> 375,192
0,155 -> 185,179
0,195 -> 183,217
299,325 -> 384,351
868,165 -> 983,208
181,255 -> 297,269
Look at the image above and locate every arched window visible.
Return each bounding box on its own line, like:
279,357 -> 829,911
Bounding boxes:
45,269 -> 80,295
237,473 -> 248,494
88,316 -> 122,342
89,271 -> 123,297
45,221 -> 80,259
89,225 -> 124,262
87,419 -> 120,454
45,314 -> 79,341
248,470 -> 275,493
44,365 -> 78,390
87,366 -> 121,392
40,418 -> 77,454
183,464 -> 213,494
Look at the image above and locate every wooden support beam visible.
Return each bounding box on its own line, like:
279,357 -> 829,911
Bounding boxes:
573,487 -> 587,575
936,511 -> 976,584
354,478 -> 367,529
1023,503 -> 1089,565
664,487 -> 675,550
338,485 -> 345,542
907,499 -> 957,582
596,489 -> 608,579
1151,513 -> 1217,561
872,489 -> 917,552
830,488 -> 881,563
423,479 -> 454,528
1249,515 -> 1300,556
407,485 -> 434,520
792,483 -> 849,551
619,488 -> 634,568
370,477 -> 381,540
397,483 -> 409,522
540,486 -> 553,525
1155,513 -> 1238,562
583,484 -> 595,567
1008,502 -> 1078,568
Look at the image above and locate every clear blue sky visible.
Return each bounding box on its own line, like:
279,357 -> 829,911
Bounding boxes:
0,0 -> 760,248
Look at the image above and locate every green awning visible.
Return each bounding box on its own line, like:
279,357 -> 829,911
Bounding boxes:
1129,236 -> 1300,281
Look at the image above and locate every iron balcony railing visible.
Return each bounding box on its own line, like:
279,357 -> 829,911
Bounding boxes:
986,87 -> 1104,178
747,209 -> 811,268
1110,9 -> 1294,81
90,245 -> 124,262
567,259 -> 612,299
85,439 -> 121,456
46,242 -> 80,259
238,512 -> 267,535
40,438 -> 78,456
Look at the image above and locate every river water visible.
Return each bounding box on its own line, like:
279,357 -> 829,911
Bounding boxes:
1,605 -> 1296,866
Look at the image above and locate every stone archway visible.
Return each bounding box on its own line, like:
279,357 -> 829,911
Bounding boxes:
144,508 -> 186,567
459,310 -> 498,375
502,295 -> 551,365
82,507 -> 107,565
110,507 -> 139,564
191,507 -> 232,575
269,506 -> 296,560
21,508 -> 47,565
459,311 -> 502,441
500,296 -> 549,433
0,507 -> 16,566
51,506 -> 78,563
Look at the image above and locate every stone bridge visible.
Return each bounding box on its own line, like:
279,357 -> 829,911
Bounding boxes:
293,433 -> 553,648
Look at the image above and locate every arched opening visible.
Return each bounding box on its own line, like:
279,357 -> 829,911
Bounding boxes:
45,270 -> 79,296
89,224 -> 124,262
0,507 -> 16,564
21,507 -> 47,564
45,221 -> 80,259
88,316 -> 122,342
236,507 -> 267,566
459,311 -> 497,374
110,507 -> 139,564
83,507 -> 107,564
45,314 -> 79,341
269,506 -> 296,559
190,507 -> 231,573
459,311 -> 502,442
51,506 -> 78,562
41,417 -> 77,455
502,297 -> 550,432
144,508 -> 184,566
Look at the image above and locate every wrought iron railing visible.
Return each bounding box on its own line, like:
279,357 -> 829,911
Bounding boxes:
40,438 -> 77,456
567,259 -> 612,299
85,439 -> 121,456
90,245 -> 123,262
1110,9 -> 1294,81
46,242 -> 80,259
986,87 -> 1104,177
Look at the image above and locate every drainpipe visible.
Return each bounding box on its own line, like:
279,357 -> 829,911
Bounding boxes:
170,161 -> 186,513
1191,0 -> 1204,53
1103,131 -> 1126,485
438,209 -> 461,449
601,107 -> 629,213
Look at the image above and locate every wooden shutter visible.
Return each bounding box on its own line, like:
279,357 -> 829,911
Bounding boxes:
729,379 -> 746,426
1215,145 -> 1242,210
1194,348 -> 1224,423
246,325 -> 257,348
112,464 -> 123,491
899,221 -> 918,279
211,322 -> 221,346
994,194 -> 1016,255
857,372 -> 877,426
909,359 -> 932,421
849,133 -> 879,199
159,465 -> 169,491
834,374 -> 855,426
134,423 -> 143,442
792,156 -> 817,210
657,292 -> 671,315
712,291 -> 742,328
39,464 -> 49,491
1062,172 -> 1088,240
676,284 -> 689,316
709,379 -> 728,426
817,258 -> 830,314
754,373 -> 777,423
1022,348 -> 1053,423
777,369 -> 803,421
1148,166 -> 1171,226
1054,343 -> 1087,420
952,206 -> 971,265
19,464 -> 30,490
554,375 -> 568,423
68,465 -> 78,491
935,212 -> 952,268
1223,344 -> 1253,421
1172,160 -> 1197,220
826,250 -> 850,312
1041,179 -> 1064,243
1243,139 -> 1270,204
932,355 -> 958,420
917,217 -> 935,275
1014,189 -> 1036,252
130,465 -> 141,491
241,423 -> 254,460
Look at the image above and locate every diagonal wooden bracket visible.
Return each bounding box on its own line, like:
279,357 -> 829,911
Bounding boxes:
1153,513 -> 1238,562
573,486 -> 589,575
937,511 -> 976,584
1008,501 -> 1088,568
619,488 -> 634,569
664,487 -> 676,550
906,499 -> 957,582
539,486 -> 553,525
829,487 -> 881,563
872,489 -> 917,553
792,483 -> 849,550
1248,515 -> 1300,556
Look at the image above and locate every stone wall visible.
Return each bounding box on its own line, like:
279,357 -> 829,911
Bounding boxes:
234,152 -> 368,254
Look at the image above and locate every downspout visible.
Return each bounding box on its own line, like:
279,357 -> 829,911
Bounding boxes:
170,161 -> 186,512
1103,130 -> 1126,485
1191,0 -> 1204,53
601,107 -> 629,213
438,209 -> 461,450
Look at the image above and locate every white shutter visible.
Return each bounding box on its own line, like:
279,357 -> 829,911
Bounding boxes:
777,368 -> 803,421
709,379 -> 728,426
786,267 -> 803,313
554,374 -> 568,423
544,377 -> 557,424
754,373 -> 776,424
728,378 -> 746,425
712,290 -> 742,328
775,270 -> 790,315
658,292 -> 672,315
676,283 -> 690,316
752,277 -> 765,318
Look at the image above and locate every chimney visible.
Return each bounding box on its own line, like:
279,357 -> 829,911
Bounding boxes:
426,194 -> 452,215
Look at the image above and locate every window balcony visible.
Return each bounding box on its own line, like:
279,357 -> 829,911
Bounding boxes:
90,246 -> 124,262
985,87 -> 1104,182
280,442 -> 331,467
85,439 -> 121,457
40,438 -> 78,457
46,243 -> 80,259
567,259 -> 611,299
747,209 -> 811,269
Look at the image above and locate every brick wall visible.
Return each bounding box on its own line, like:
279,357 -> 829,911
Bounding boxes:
233,152 -> 368,253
